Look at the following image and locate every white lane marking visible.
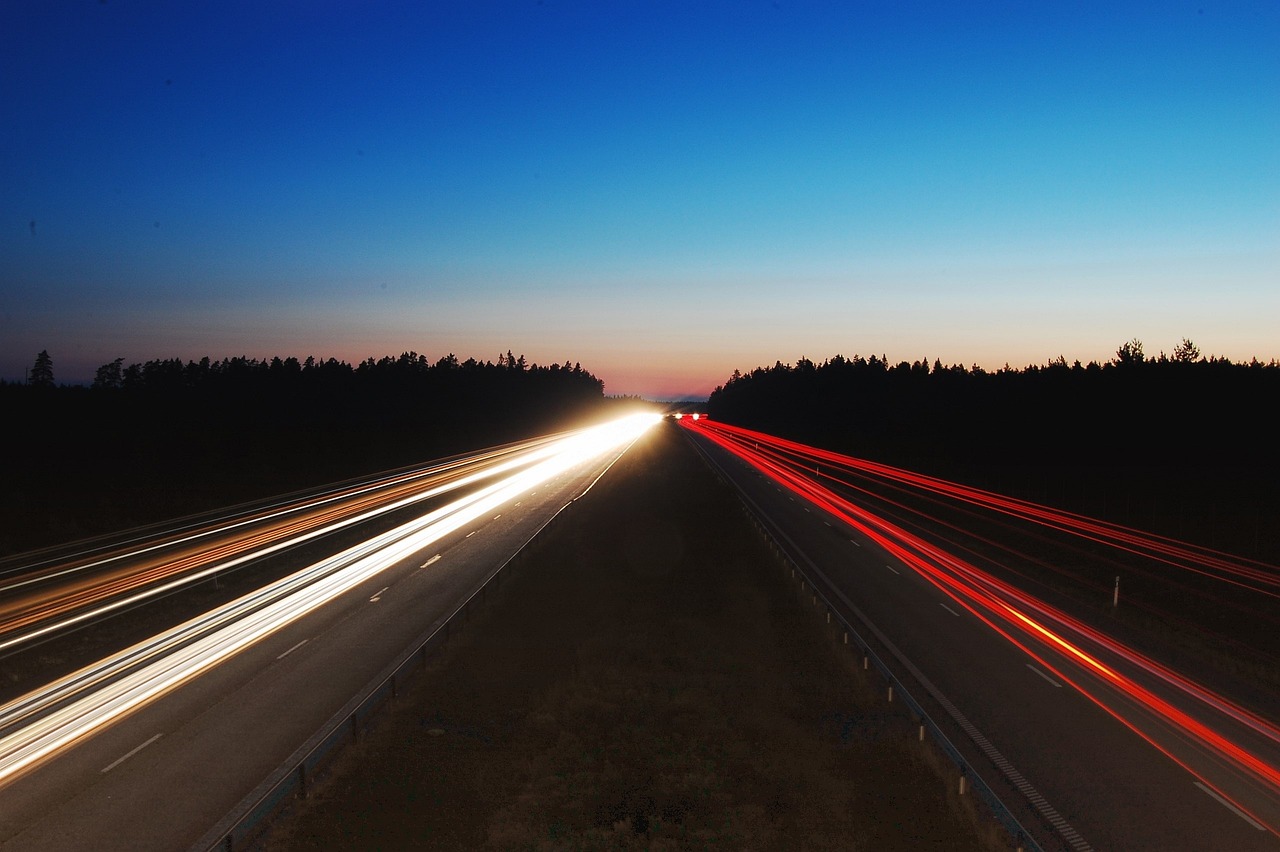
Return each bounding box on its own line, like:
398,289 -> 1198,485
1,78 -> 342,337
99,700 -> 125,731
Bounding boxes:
823,521 -> 831,527
421,554 -> 441,568
493,514 -> 501,519
803,507 -> 810,513
1026,664 -> 1063,688
850,539 -> 861,547
1195,782 -> 1266,830
102,734 -> 162,773
939,603 -> 960,617
885,564 -> 900,575
370,586 -> 389,602
465,531 -> 476,538
788,497 -> 795,502
514,501 -> 522,506
277,639 -> 308,660
927,692 -> 1093,851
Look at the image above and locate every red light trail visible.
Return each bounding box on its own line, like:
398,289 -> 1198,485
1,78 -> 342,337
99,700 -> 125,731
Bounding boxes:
681,417 -> 1280,836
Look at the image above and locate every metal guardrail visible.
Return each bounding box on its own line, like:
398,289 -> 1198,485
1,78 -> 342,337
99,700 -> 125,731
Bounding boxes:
190,499 -> 573,852
191,433 -> 642,852
684,431 -> 1046,852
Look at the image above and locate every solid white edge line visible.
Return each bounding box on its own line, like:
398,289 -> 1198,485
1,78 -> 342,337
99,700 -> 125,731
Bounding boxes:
276,639 -> 308,660
1026,664 -> 1063,688
101,733 -> 162,773
939,602 -> 960,617
1194,782 -> 1266,830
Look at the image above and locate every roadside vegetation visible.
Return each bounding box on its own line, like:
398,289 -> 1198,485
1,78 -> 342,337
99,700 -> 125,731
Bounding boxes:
268,424 -> 1000,850
707,339 -> 1279,564
0,350 -> 612,557
706,339 -> 1280,692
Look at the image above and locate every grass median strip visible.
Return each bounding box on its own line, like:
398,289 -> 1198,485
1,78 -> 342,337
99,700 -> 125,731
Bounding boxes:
268,424 -> 993,850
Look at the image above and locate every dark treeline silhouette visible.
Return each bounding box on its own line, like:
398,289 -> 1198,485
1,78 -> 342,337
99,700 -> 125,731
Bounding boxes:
1,351 -> 610,556
708,341 -> 1280,561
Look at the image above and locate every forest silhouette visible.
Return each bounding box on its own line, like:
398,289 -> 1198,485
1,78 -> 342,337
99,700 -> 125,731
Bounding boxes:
708,340 -> 1279,563
1,351 -> 611,556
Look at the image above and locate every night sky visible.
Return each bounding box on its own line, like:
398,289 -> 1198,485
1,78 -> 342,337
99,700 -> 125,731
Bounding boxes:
3,1 -> 1277,398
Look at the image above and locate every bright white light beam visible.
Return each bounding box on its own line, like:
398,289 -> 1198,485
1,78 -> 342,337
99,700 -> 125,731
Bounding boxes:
0,413 -> 659,784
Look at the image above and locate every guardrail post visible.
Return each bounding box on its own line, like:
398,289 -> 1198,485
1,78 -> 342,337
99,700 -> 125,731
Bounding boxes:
887,685 -> 893,703
959,771 -> 967,796
918,724 -> 925,742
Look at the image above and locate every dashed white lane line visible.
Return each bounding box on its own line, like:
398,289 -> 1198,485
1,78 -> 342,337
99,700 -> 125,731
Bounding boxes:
493,514 -> 501,519
850,539 -> 861,547
514,501 -> 522,506
421,554 -> 441,568
277,639 -> 308,660
823,521 -> 831,527
1026,664 -> 1063,688
1195,782 -> 1266,830
465,531 -> 476,538
370,586 -> 389,602
939,602 -> 961,617
885,564 -> 900,575
102,734 -> 162,773
803,507 -> 810,513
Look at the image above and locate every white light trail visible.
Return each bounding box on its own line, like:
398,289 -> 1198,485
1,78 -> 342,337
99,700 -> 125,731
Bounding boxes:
0,432 -> 576,653
0,413 -> 659,785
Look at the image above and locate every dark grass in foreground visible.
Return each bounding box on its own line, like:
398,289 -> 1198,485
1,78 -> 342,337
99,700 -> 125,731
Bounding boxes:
266,424 -> 997,850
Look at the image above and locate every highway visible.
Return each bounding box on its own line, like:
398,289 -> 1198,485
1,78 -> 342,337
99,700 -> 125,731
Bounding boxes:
0,413 -> 659,851
682,417 -> 1279,852
0,432 -> 571,657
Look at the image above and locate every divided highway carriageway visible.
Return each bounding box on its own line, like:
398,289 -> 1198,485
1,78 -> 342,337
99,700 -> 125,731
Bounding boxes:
681,416 -> 1279,852
0,413 -> 659,851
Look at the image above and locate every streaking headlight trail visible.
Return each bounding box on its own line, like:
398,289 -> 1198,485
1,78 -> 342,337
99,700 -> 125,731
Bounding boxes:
0,436 -> 569,653
0,413 -> 659,785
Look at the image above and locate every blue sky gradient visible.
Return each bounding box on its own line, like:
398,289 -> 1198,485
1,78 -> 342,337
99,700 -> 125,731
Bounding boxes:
3,1 -> 1276,397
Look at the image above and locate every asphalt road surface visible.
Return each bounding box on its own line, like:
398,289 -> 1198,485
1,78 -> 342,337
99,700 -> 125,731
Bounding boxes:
686,426 -> 1277,852
0,420 -> 650,852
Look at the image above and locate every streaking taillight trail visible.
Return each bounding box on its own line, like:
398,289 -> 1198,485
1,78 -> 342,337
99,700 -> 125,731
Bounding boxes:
682,416 -> 1280,835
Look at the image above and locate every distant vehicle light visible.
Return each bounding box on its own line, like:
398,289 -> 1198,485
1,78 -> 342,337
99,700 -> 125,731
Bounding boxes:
674,413 -> 683,420
691,413 -> 700,420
